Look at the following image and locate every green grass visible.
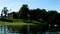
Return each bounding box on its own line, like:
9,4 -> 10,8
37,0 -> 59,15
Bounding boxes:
0,19 -> 29,25
0,19 -> 48,26
12,19 -> 24,23
0,20 -> 35,26
0,21 -> 10,25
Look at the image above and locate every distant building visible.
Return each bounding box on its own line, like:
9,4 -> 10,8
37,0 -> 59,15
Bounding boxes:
8,12 -> 18,19
8,12 -> 13,19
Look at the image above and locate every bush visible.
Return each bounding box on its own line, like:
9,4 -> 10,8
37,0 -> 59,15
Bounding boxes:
0,18 -> 13,22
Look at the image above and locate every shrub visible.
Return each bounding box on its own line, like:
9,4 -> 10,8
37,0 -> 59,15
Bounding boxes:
0,18 -> 13,22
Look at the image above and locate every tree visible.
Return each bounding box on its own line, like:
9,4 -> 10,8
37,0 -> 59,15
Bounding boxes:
29,9 -> 48,22
56,13 -> 60,26
1,11 -> 3,19
19,4 -> 29,19
29,8 -> 41,20
39,9 -> 48,21
2,7 -> 8,19
47,10 -> 58,27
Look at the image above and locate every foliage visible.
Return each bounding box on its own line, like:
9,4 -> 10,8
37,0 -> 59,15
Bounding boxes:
1,4 -> 60,32
0,18 -> 13,22
19,4 -> 29,19
1,7 -> 8,19
18,4 -> 60,32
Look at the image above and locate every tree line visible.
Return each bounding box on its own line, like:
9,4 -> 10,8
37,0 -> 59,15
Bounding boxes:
1,4 -> 60,26
18,4 -> 60,26
1,4 -> 60,32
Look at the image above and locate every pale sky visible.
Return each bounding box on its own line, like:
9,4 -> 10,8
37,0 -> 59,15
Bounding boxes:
0,0 -> 60,15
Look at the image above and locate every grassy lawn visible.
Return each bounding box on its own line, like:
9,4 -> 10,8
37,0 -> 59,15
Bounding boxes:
0,19 -> 48,26
12,19 -> 24,23
0,19 -> 24,24
0,21 -> 35,26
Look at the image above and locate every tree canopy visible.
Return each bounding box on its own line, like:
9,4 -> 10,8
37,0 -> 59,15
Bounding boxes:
1,7 -> 8,19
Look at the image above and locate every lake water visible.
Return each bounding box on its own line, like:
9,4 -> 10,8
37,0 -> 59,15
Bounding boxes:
0,25 -> 60,34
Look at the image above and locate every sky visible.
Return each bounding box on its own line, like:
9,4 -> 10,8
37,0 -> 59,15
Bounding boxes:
0,0 -> 60,15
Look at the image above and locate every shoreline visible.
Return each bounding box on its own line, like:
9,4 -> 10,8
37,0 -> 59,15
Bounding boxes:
0,23 -> 35,26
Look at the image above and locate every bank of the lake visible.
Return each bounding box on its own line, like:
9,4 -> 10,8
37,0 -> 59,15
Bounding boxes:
0,22 -> 35,26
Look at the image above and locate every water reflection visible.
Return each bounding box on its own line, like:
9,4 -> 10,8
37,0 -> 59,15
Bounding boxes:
0,25 -> 60,34
7,25 -> 28,34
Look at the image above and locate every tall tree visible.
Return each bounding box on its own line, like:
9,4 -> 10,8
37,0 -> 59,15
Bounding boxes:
19,4 -> 29,19
2,7 -> 8,19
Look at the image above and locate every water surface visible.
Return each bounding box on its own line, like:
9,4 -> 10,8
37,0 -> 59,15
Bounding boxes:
0,25 -> 60,34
